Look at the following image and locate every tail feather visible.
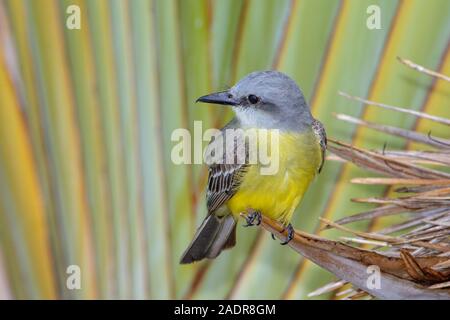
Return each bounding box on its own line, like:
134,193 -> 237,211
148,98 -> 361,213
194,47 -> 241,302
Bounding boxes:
180,214 -> 236,264
223,224 -> 236,249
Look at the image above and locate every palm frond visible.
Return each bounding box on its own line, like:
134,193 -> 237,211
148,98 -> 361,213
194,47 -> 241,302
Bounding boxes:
245,58 -> 450,299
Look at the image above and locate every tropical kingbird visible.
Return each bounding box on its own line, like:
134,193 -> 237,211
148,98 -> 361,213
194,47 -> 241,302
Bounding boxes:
180,71 -> 326,264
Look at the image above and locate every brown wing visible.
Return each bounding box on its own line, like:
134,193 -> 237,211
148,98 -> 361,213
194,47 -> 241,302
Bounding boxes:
206,163 -> 247,213
312,119 -> 327,173
204,120 -> 248,213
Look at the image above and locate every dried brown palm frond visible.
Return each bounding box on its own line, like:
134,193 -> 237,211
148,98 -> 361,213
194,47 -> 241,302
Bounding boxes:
243,57 -> 450,300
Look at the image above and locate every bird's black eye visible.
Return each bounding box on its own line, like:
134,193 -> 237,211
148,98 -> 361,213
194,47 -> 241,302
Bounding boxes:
248,94 -> 259,104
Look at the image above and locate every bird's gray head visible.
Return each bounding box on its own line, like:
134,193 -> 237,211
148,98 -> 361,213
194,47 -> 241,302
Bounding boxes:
197,71 -> 313,131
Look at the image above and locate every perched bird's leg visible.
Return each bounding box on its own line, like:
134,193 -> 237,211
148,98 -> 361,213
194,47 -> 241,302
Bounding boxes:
243,209 -> 262,227
280,223 -> 294,245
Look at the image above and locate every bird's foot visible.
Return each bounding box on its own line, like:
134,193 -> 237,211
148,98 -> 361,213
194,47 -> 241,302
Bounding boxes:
280,223 -> 294,245
243,209 -> 262,227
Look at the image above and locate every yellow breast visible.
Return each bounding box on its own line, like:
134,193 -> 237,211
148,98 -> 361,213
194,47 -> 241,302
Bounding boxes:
227,129 -> 321,224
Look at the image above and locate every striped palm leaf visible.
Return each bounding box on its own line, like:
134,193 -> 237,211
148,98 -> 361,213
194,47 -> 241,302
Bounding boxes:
0,0 -> 449,299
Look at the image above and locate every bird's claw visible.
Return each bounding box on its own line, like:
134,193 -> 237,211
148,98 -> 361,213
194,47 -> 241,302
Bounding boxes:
280,224 -> 294,245
243,210 -> 261,227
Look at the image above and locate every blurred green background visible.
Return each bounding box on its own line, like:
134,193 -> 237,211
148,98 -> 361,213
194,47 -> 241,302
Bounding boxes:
0,0 -> 449,299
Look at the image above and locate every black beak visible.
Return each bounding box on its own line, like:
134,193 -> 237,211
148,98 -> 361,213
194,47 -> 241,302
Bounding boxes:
196,91 -> 238,106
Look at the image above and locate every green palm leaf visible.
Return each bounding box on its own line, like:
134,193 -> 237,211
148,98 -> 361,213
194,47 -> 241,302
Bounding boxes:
0,0 -> 448,299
